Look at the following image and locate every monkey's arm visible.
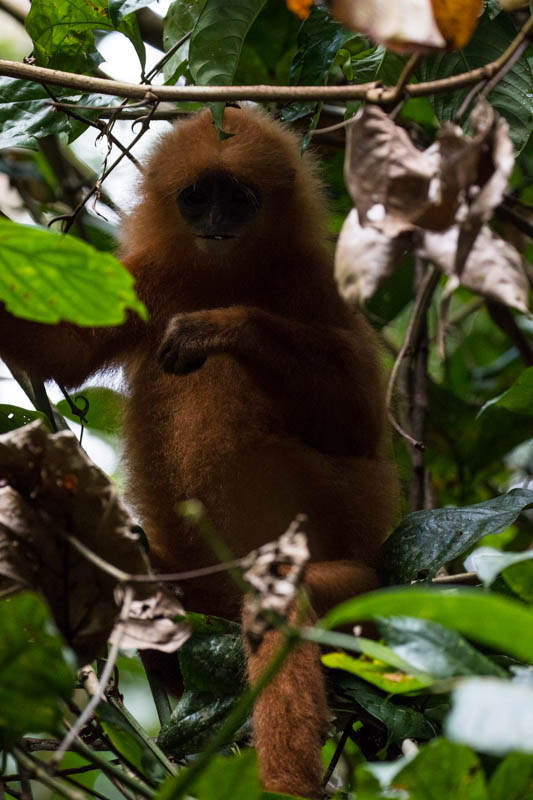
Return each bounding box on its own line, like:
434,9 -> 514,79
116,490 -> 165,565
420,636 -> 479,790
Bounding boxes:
0,305 -> 144,388
158,305 -> 385,458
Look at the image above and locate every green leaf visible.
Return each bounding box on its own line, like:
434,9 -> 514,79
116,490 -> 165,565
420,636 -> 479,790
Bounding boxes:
0,404 -> 49,433
381,489 -> 533,584
163,0 -> 205,82
488,753 -> 533,800
179,631 -> 246,694
331,673 -> 435,741
479,367 -> 533,417
390,739 -> 487,799
467,546 -> 533,596
0,79 -> 92,149
96,702 -> 166,785
282,6 -> 352,122
320,586 -> 533,664
157,750 -> 262,800
0,220 -> 147,325
157,690 -> 250,758
108,0 -> 154,25
25,0 -> 146,73
323,651 -> 432,693
189,0 -> 267,85
0,592 -> 75,747
57,387 -> 126,435
417,11 -> 533,151
446,677 -> 533,755
377,616 -> 506,678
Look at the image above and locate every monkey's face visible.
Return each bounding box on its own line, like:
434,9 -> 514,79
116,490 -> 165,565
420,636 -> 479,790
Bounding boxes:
176,170 -> 261,254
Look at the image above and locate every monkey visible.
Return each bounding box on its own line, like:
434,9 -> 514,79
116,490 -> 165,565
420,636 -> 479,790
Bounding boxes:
0,107 -> 398,798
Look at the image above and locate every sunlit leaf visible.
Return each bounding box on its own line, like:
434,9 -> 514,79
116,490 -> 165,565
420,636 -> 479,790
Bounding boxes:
321,586 -> 533,663
0,220 -> 147,325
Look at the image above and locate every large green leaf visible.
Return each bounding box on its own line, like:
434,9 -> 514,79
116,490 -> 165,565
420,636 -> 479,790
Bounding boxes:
381,489 -> 533,584
0,592 -> 75,747
446,678 -> 533,755
417,11 -> 533,151
479,367 -> 533,417
26,0 -> 146,72
0,404 -> 49,434
163,0 -> 206,82
0,220 -> 147,325
377,617 -> 506,679
0,79 -> 97,150
380,739 -> 487,799
320,586 -> 533,663
157,750 -> 263,800
188,0 -> 266,85
179,630 -> 246,694
488,753 -> 533,800
282,6 -> 352,122
157,690 -> 250,758
331,673 -> 435,742
108,0 -> 154,24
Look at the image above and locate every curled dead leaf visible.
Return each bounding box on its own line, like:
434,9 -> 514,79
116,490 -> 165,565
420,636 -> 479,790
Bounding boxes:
431,0 -> 483,49
499,0 -> 529,9
419,225 -> 530,314
335,209 -> 408,305
0,422 -> 189,661
332,0 -> 446,52
241,515 -> 310,649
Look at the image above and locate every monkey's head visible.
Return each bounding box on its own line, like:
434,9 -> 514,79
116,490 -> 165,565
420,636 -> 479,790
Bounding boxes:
122,107 -> 327,264
175,169 -> 260,254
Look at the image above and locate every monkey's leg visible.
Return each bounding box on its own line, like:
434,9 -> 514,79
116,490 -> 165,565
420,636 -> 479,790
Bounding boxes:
244,601 -> 328,799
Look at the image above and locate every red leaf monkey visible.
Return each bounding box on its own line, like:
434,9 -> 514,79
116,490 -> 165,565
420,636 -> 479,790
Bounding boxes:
0,107 -> 397,798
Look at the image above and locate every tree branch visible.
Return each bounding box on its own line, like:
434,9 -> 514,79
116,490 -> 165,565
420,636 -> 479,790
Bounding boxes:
1,13 -> 532,104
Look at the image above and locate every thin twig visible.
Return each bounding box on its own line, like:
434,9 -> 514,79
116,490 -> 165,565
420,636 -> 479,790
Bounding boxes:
19,738 -> 110,753
41,83 -> 143,172
408,256 -> 431,511
321,714 -> 357,788
431,571 -> 479,585
144,31 -> 192,83
65,530 -> 242,584
52,586 -> 135,764
50,100 -> 159,232
386,265 -> 440,448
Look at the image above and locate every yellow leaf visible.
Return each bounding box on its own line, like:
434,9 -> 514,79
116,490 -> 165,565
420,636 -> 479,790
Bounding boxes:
431,0 -> 483,49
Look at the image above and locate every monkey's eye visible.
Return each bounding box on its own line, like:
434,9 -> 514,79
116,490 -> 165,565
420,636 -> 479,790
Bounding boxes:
178,185 -> 209,216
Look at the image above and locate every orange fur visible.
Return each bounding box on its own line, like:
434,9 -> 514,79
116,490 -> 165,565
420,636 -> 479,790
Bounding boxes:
0,107 -> 397,798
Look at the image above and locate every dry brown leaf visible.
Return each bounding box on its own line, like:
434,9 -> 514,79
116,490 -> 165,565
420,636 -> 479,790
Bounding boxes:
431,0 -> 482,49
110,590 -> 190,652
337,100 -> 525,313
419,225 -> 530,314
332,0 -> 446,52
241,515 -> 310,649
344,106 -> 441,236
0,421 -> 189,662
335,209 -> 408,305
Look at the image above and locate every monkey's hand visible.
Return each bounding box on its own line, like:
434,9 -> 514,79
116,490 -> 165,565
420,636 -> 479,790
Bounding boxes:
158,312 -> 216,375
